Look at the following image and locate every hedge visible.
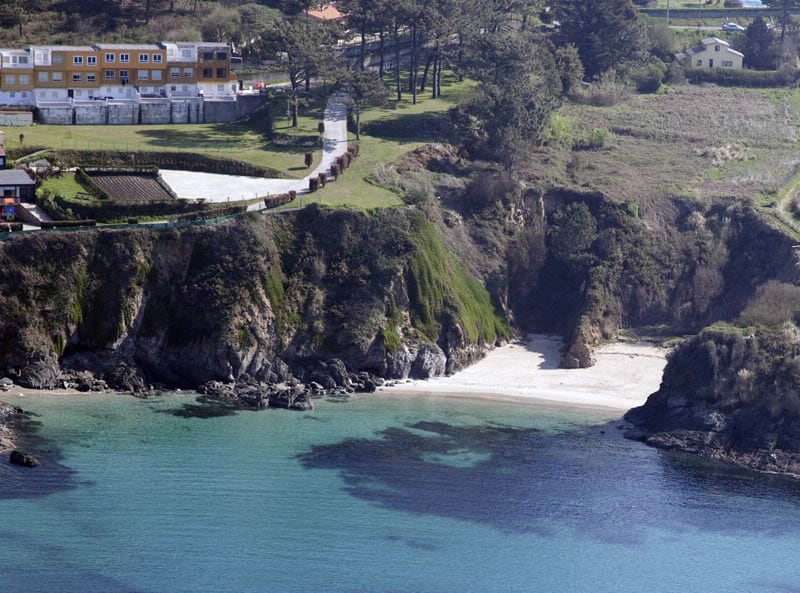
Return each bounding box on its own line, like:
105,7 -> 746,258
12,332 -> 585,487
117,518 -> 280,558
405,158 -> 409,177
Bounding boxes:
686,67 -> 800,88
50,150 -> 283,178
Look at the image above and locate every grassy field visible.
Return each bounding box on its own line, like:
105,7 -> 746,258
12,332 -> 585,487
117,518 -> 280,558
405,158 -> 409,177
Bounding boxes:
538,84 -> 800,225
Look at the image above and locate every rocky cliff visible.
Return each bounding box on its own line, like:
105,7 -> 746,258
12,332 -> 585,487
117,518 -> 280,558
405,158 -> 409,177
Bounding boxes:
626,326 -> 800,477
0,206 -> 508,395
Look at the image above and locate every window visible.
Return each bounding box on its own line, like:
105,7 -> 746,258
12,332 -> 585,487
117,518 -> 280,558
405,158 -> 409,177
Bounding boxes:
139,53 -> 149,63
153,54 -> 162,63
181,49 -> 192,58
696,59 -> 702,66
120,70 -> 129,84
216,51 -> 227,60
4,75 -> 15,85
87,73 -> 96,83
38,71 -> 49,82
216,68 -> 226,78
120,53 -> 130,63
105,70 -> 116,80
52,71 -> 63,82
202,68 -> 212,78
715,45 -> 720,52
72,73 -> 82,82
105,53 -> 115,63
203,51 -> 214,60
722,60 -> 733,67
170,67 -> 180,77
138,70 -> 149,80
170,85 -> 176,92
183,68 -> 193,77
88,55 -> 97,65
73,56 -> 83,65
19,75 -> 29,85
53,54 -> 64,64
151,70 -> 162,81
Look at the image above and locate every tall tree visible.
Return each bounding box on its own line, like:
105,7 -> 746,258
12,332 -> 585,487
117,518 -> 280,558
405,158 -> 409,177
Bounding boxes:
254,15 -> 335,126
458,31 -> 562,169
335,68 -> 389,139
773,0 -> 798,43
741,17 -> 780,70
553,0 -> 644,77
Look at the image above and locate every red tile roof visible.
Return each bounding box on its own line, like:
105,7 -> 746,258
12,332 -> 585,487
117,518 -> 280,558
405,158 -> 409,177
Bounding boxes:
307,4 -> 346,21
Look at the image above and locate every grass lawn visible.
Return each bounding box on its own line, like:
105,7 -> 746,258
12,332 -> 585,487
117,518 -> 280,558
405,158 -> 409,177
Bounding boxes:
293,76 -> 476,210
13,103 -> 323,177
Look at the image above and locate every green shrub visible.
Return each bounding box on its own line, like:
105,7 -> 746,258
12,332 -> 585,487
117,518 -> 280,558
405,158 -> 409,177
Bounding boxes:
631,61 -> 667,93
541,113 -> 576,147
685,67 -> 800,88
575,127 -> 612,150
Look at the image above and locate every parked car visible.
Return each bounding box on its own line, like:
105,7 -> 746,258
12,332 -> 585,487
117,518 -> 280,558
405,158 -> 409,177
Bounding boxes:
721,22 -> 746,32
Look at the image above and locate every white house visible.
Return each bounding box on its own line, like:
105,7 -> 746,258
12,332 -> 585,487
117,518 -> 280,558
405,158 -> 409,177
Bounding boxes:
677,37 -> 744,70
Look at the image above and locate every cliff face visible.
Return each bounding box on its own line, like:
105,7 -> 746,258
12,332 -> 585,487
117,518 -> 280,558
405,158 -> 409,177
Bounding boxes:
625,327 -> 800,476
0,206 -> 507,390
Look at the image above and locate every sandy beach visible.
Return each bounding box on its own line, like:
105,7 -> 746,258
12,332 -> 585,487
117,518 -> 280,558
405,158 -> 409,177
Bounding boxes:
379,335 -> 670,411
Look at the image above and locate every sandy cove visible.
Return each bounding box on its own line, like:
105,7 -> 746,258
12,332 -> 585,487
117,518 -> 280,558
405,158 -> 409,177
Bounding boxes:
379,335 -> 670,412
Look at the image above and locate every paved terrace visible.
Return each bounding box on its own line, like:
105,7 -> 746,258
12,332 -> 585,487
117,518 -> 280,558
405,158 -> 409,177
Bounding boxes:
159,93 -> 349,211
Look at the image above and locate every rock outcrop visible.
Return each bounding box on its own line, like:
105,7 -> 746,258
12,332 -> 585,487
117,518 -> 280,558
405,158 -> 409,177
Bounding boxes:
625,327 -> 800,477
9,449 -> 40,468
0,402 -> 21,453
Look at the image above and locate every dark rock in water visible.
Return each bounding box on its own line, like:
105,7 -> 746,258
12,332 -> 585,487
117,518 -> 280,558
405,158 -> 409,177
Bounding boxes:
0,377 -> 13,391
17,357 -> 59,390
10,449 -> 40,468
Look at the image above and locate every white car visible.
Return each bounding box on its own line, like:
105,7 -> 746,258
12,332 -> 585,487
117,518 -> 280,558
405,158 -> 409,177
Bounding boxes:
721,22 -> 746,32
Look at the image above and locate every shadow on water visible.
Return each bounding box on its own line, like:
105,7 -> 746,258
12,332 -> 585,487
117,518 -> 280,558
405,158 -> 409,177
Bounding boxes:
157,396 -> 242,419
0,412 -> 80,500
298,419 -> 800,542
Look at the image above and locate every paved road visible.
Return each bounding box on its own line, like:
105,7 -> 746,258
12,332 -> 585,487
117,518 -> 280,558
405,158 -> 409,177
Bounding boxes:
159,93 -> 349,211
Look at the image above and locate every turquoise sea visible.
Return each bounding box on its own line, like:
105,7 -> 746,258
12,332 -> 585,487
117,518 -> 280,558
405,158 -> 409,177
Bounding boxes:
2,391 -> 800,593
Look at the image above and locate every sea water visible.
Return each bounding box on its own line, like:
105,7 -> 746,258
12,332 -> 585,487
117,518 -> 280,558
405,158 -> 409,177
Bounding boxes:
1,391 -> 800,593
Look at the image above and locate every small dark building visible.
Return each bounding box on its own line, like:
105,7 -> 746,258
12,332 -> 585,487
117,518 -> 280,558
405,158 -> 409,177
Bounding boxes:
0,170 -> 35,221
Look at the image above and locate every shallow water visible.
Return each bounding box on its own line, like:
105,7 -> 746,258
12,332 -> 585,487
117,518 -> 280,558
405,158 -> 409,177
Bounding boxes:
2,392 -> 800,593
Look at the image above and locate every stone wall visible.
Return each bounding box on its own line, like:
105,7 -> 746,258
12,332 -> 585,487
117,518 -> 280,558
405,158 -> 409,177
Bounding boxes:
38,106 -> 73,125
36,97 -> 246,125
203,100 -> 237,123
140,101 -> 172,125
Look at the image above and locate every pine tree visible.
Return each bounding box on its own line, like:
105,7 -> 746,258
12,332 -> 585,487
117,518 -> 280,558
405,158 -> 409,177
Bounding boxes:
553,0 -> 644,77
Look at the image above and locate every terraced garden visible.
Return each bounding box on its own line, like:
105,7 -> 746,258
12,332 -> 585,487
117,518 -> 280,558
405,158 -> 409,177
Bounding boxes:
87,172 -> 175,204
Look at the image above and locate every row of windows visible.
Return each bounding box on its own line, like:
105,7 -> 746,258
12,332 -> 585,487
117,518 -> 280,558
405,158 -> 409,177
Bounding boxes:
695,59 -> 735,68
73,53 -> 164,65
5,67 -> 227,85
3,74 -> 31,85
2,55 -> 29,65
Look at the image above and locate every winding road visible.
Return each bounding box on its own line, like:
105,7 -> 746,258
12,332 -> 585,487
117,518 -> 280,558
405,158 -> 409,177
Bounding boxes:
159,93 -> 350,211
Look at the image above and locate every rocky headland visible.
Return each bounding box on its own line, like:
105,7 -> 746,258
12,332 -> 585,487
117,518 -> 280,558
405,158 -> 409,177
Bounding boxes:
625,326 -> 800,477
